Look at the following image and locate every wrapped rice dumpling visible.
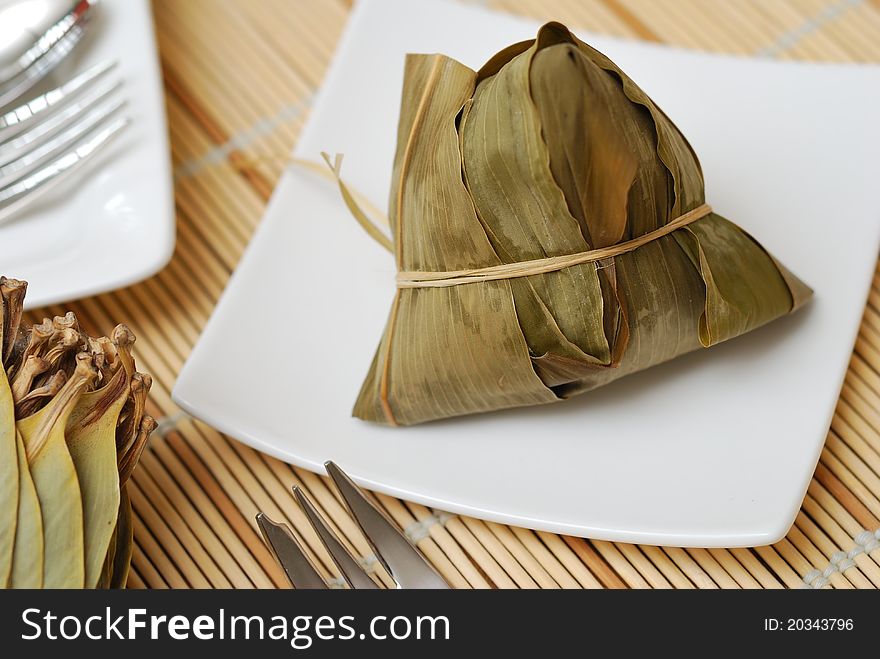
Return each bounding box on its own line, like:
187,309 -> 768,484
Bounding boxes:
353,22 -> 811,426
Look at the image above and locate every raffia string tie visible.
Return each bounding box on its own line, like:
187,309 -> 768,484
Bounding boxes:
396,203 -> 712,289
315,155 -> 711,290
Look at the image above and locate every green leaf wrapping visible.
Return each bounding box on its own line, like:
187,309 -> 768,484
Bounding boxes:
354,22 -> 811,426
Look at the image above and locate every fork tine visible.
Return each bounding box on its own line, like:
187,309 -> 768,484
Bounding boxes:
0,2 -> 94,109
0,28 -> 87,108
0,96 -> 125,180
324,462 -> 449,589
0,61 -> 117,143
0,0 -> 94,84
0,114 -> 129,226
255,513 -> 328,589
293,486 -> 378,590
0,74 -> 122,161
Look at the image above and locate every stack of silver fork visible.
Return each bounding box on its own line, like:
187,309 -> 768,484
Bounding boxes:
0,0 -> 128,225
257,462 -> 451,589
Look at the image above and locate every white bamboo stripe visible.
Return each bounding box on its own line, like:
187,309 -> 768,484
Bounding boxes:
795,513 -> 875,588
802,528 -> 880,588
756,0 -> 865,56
801,494 -> 880,587
153,411 -> 191,438
174,96 -> 313,178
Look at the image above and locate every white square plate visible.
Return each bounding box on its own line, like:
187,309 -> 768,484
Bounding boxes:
0,0 -> 174,309
173,0 -> 880,546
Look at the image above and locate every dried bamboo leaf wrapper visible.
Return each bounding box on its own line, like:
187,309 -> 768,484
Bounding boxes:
353,22 -> 810,426
529,42 -> 656,248
673,217 -> 795,346
468,26 -> 798,369
551,26 -> 705,222
553,237 -> 707,398
544,25 -> 808,336
354,55 -> 557,426
460,38 -> 615,369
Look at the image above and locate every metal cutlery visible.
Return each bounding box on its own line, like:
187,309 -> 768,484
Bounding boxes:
257,461 -> 450,589
0,0 -> 97,108
0,59 -> 128,225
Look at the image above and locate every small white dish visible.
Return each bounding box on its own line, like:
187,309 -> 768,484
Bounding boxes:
174,0 -> 880,546
0,0 -> 173,309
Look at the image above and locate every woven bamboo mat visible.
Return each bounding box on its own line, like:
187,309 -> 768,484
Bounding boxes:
21,0 -> 880,589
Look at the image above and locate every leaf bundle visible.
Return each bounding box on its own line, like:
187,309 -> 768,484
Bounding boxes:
353,23 -> 810,426
0,277 -> 155,588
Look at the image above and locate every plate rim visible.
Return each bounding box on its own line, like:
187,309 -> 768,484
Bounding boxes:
172,0 -> 879,549
172,377 -> 803,547
15,0 -> 176,310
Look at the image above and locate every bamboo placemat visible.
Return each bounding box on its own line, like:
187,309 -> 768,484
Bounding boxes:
22,0 -> 880,589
